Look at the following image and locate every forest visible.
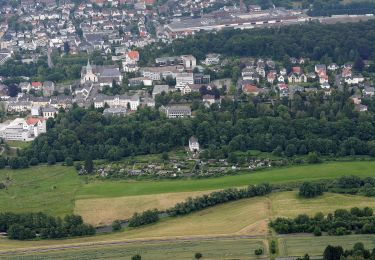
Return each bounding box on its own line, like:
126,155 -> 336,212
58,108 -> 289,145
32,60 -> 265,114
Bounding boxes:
139,20 -> 375,66
10,87 -> 375,166
0,212 -> 95,240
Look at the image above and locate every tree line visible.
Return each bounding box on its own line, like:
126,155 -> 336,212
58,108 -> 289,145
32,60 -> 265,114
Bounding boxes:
167,183 -> 272,216
323,243 -> 375,260
126,184 -> 272,228
0,212 -> 95,240
270,207 -> 375,236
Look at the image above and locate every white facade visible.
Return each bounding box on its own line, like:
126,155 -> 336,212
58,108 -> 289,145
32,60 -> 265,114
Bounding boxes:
176,73 -> 194,89
0,117 -> 46,141
189,136 -> 199,152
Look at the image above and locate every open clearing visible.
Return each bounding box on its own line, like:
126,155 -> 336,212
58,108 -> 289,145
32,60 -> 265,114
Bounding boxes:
74,190 -> 214,226
0,238 -> 265,260
270,191 -> 375,218
0,166 -> 81,216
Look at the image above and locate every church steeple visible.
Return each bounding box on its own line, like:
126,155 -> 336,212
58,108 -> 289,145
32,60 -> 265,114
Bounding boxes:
87,59 -> 92,73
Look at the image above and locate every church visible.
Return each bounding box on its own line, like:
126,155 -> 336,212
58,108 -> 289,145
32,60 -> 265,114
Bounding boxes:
80,60 -> 123,87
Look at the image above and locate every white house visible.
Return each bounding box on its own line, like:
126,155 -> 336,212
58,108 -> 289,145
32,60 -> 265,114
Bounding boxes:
189,136 -> 199,152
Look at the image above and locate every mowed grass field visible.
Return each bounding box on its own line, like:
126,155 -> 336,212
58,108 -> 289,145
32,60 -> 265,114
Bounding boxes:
271,191 -> 375,218
0,166 -> 82,216
1,239 -> 265,260
279,235 -> 375,257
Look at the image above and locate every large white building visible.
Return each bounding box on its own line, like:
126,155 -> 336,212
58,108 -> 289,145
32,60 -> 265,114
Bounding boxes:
0,117 -> 46,141
176,72 -> 194,89
93,94 -> 140,111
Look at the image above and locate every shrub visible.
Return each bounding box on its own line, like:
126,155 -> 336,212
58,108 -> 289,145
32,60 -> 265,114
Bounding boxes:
128,209 -> 159,227
299,182 -> 325,198
131,255 -> 141,260
112,220 -> 122,232
65,157 -> 73,166
270,240 -> 277,254
307,152 -> 320,164
47,154 -> 56,165
255,248 -> 263,255
29,157 -> 39,166
313,226 -> 322,236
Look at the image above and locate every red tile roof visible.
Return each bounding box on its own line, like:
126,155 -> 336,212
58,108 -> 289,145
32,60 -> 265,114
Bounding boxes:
127,50 -> 139,61
242,84 -> 259,93
31,82 -> 42,88
26,117 -> 44,125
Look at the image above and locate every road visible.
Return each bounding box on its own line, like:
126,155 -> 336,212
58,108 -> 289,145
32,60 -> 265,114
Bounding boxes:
0,234 -> 265,256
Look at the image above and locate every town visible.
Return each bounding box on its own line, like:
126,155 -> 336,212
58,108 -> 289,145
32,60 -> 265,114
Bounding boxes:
0,46 -> 374,140
2,0 -> 375,258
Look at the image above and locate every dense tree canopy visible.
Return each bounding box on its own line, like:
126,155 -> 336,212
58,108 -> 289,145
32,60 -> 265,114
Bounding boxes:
140,20 -> 375,66
19,89 -> 375,164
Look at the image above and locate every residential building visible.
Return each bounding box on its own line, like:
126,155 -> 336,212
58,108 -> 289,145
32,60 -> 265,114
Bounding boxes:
160,105 -> 191,118
189,136 -> 199,152
204,54 -> 220,65
152,85 -> 170,98
42,106 -> 58,119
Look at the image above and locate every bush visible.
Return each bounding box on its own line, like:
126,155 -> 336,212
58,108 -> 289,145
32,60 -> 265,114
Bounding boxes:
255,248 -> 263,255
131,254 -> 141,260
270,240 -> 277,254
65,157 -> 73,166
307,152 -> 320,164
112,220 -> 122,232
47,154 -> 56,165
194,252 -> 203,259
299,182 -> 325,198
313,226 -> 322,236
0,157 -> 7,168
128,209 -> 159,227
29,157 -> 39,166
7,224 -> 36,240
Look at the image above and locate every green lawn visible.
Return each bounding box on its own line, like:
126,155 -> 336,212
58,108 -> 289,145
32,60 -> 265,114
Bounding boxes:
4,140 -> 32,149
279,235 -> 375,257
77,161 -> 375,199
0,166 -> 82,216
0,239 -> 265,260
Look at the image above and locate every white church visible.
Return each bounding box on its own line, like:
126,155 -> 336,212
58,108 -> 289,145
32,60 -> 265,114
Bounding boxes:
80,60 -> 123,87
